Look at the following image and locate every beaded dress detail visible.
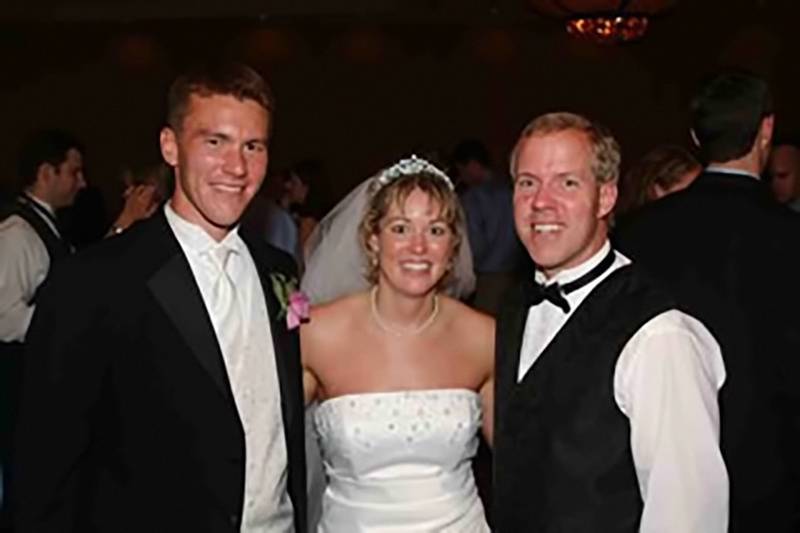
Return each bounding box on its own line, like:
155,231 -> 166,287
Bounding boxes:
314,389 -> 490,532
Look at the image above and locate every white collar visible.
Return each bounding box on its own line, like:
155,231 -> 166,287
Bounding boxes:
164,202 -> 243,256
705,166 -> 760,180
535,240 -> 612,286
23,191 -> 56,216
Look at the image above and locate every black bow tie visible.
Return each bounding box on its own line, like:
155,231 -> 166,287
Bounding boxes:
525,249 -> 616,313
526,282 -> 570,313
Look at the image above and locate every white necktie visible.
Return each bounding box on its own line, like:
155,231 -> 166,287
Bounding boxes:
209,245 -> 244,372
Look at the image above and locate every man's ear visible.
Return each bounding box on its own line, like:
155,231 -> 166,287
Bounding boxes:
160,127 -> 179,167
598,181 -> 618,219
689,128 -> 700,148
36,162 -> 56,187
760,115 -> 775,149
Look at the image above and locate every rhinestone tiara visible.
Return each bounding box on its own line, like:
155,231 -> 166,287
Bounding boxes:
376,154 -> 454,190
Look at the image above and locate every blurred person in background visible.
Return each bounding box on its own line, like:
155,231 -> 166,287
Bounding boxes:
767,142 -> 800,211
615,144 -> 701,217
0,129 -> 85,521
452,139 -> 525,315
106,162 -> 172,236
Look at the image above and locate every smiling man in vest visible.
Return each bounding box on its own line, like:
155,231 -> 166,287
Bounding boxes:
493,112 -> 728,532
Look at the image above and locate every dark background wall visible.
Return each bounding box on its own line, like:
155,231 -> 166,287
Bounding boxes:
0,0 -> 796,215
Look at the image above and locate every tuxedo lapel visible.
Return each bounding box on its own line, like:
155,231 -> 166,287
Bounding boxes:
145,214 -> 234,402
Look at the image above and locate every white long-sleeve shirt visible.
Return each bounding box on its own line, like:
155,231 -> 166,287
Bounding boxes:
0,195 -> 60,343
518,240 -> 729,533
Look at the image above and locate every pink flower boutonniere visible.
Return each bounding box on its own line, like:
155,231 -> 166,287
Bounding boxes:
269,273 -> 310,330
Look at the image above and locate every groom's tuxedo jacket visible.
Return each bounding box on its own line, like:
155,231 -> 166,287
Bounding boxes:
10,211 -> 307,533
615,170 -> 800,531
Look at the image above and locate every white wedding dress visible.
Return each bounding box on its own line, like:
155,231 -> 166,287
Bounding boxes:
313,388 -> 490,532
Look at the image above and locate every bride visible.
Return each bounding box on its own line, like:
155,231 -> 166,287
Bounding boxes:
300,155 -> 494,532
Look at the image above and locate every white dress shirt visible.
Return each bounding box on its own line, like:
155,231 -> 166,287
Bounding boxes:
165,203 -> 294,533
0,194 -> 59,342
518,240 -> 729,533
704,165 -> 760,180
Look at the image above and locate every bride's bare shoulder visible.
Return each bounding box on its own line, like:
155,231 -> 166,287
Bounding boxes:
440,297 -> 495,361
441,296 -> 495,334
304,292 -> 369,337
301,292 -> 369,371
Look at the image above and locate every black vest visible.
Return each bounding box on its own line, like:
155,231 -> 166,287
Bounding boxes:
1,196 -> 71,304
493,265 -> 675,533
0,198 -> 72,511
0,195 -> 70,354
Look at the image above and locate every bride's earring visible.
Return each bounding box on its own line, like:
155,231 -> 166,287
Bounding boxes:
369,246 -> 379,269
368,235 -> 380,269
370,240 -> 380,261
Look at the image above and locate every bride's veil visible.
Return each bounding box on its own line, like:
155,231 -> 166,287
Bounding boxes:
301,178 -> 373,305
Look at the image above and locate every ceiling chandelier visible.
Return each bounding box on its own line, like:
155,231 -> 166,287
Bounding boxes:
529,0 -> 677,44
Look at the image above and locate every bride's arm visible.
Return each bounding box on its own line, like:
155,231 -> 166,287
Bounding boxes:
476,313 -> 496,447
480,375 -> 494,447
302,368 -> 319,406
300,308 -> 321,406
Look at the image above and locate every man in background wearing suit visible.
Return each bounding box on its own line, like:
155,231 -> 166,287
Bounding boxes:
617,71 -> 800,532
10,63 -> 307,532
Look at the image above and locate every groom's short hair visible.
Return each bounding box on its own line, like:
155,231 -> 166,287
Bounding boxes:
166,62 -> 275,133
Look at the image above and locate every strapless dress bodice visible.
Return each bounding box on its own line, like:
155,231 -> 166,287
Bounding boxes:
313,388 -> 489,532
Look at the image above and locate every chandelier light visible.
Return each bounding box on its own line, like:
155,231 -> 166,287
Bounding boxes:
530,0 -> 677,44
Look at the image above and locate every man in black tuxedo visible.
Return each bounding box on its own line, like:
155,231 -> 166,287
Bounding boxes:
493,112 -> 728,532
10,63 -> 307,532
616,72 -> 800,532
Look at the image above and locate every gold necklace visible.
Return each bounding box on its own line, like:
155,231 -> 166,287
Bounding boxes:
370,286 -> 439,337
